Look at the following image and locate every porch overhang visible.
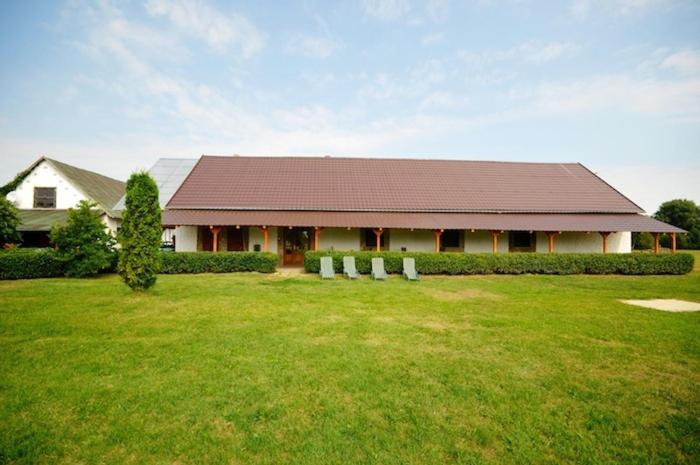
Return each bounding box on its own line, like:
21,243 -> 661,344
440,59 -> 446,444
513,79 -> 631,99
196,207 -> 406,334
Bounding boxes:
162,210 -> 685,234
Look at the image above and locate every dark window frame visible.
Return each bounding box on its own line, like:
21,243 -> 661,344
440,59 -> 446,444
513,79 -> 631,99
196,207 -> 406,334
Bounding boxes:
33,187 -> 56,208
441,230 -> 463,251
508,231 -> 537,252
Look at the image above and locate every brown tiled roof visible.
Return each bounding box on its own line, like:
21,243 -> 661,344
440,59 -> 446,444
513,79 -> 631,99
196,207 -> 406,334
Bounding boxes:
166,156 -> 644,214
162,210 -> 684,233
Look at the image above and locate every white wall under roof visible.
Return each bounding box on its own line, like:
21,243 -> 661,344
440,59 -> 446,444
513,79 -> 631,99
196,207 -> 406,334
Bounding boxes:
7,159 -> 86,209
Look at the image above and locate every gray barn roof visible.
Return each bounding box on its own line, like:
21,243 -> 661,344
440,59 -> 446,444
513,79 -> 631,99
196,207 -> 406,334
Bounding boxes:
113,158 -> 198,211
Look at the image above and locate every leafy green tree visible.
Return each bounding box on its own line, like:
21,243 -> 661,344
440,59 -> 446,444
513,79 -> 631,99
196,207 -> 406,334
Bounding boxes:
654,199 -> 700,249
118,172 -> 161,290
632,232 -> 654,250
50,200 -> 116,277
0,195 -> 22,247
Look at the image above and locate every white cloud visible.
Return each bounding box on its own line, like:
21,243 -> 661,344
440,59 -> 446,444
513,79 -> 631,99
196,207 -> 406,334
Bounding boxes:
421,32 -> 445,46
661,50 -> 700,76
527,74 -> 700,119
145,0 -> 264,57
426,0 -> 450,22
569,0 -> 670,20
459,41 -> 579,68
361,0 -> 411,20
286,33 -> 340,59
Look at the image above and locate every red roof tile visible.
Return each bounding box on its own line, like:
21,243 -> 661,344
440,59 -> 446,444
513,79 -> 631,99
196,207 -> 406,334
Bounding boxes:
166,156 -> 644,214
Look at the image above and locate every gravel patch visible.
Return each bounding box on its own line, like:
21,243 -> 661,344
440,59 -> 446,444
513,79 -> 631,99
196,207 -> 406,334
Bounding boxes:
620,299 -> 700,312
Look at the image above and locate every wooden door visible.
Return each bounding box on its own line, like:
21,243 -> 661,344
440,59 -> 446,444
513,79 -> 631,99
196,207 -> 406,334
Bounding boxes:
227,228 -> 245,251
202,228 -> 214,251
283,228 -> 311,266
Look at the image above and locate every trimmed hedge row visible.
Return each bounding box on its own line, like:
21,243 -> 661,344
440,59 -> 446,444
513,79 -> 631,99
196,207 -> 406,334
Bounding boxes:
0,249 -> 66,280
304,251 -> 694,275
159,252 -> 278,274
1,250 -> 277,279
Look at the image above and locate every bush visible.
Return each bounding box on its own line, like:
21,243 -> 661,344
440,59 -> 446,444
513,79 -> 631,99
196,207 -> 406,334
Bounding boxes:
50,201 -> 116,277
0,194 -> 21,247
160,252 -> 278,274
118,172 -> 162,290
0,249 -> 65,280
304,251 -> 694,275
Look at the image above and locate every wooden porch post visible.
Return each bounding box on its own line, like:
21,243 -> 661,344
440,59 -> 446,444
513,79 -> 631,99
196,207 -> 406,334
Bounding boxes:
261,226 -> 269,252
599,232 -> 610,254
210,226 -> 221,253
373,228 -> 383,252
652,232 -> 660,254
545,231 -> 558,253
490,230 -> 500,254
314,227 -> 323,251
671,232 -> 676,253
434,229 -> 443,252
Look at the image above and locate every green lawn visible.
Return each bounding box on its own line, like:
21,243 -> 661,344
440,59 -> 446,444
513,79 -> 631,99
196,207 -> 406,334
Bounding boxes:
1,271 -> 699,465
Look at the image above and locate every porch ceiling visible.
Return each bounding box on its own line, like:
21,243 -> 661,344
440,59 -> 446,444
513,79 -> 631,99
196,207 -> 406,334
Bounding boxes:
162,210 -> 684,233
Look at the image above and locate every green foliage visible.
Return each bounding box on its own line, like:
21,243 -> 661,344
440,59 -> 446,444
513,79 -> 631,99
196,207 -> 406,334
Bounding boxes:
654,199 -> 700,249
118,172 -> 162,290
632,232 -> 654,250
50,200 -> 116,277
305,251 -> 694,275
0,167 -> 31,196
0,194 -> 21,246
0,248 -> 65,279
160,252 -> 278,274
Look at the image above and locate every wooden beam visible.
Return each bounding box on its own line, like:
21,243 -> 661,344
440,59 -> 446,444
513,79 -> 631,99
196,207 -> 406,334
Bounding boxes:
373,228 -> 383,252
599,231 -> 610,254
652,232 -> 660,254
671,232 -> 676,253
490,230 -> 500,254
261,226 -> 269,252
210,226 -> 221,253
545,231 -> 558,253
314,227 -> 323,251
434,229 -> 443,253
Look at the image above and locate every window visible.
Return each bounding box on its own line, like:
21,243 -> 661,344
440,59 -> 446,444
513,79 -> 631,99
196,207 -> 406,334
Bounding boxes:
509,231 -> 536,252
33,187 -> 56,208
362,229 -> 388,250
441,230 -> 461,249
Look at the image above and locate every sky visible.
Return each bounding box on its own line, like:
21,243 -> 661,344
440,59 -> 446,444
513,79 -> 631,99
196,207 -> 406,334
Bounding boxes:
1,0 -> 699,213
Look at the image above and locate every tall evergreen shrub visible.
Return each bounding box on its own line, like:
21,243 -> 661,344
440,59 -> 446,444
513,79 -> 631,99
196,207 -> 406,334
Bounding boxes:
118,172 -> 161,290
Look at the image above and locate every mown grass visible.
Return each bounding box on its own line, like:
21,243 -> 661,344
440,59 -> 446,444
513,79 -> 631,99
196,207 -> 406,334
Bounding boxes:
1,271 -> 699,465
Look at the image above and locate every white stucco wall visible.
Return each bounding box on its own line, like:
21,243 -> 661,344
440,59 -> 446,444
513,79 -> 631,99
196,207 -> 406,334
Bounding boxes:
101,214 -> 121,236
248,226 -> 278,253
389,229 -> 435,252
464,231 -> 510,253
536,231 -> 631,253
7,160 -> 86,209
320,228 -> 360,251
174,226 -> 198,252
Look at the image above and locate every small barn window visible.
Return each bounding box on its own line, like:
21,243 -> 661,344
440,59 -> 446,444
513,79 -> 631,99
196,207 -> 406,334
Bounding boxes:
509,231 -> 536,252
441,230 -> 462,250
33,187 -> 56,208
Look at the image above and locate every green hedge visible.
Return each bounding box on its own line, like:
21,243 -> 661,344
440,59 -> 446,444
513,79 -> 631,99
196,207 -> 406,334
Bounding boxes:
304,251 -> 694,275
0,249 -> 65,280
159,252 -> 277,274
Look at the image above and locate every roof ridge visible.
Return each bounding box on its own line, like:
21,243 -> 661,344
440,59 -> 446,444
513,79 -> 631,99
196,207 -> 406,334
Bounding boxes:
199,154 -> 581,165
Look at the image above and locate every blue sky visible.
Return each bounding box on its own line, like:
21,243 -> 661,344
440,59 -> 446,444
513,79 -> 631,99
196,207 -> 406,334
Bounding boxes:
1,0 -> 699,212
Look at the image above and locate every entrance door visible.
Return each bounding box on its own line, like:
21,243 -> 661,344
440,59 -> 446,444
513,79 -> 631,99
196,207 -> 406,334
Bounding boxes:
283,228 -> 311,266
227,227 -> 245,251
